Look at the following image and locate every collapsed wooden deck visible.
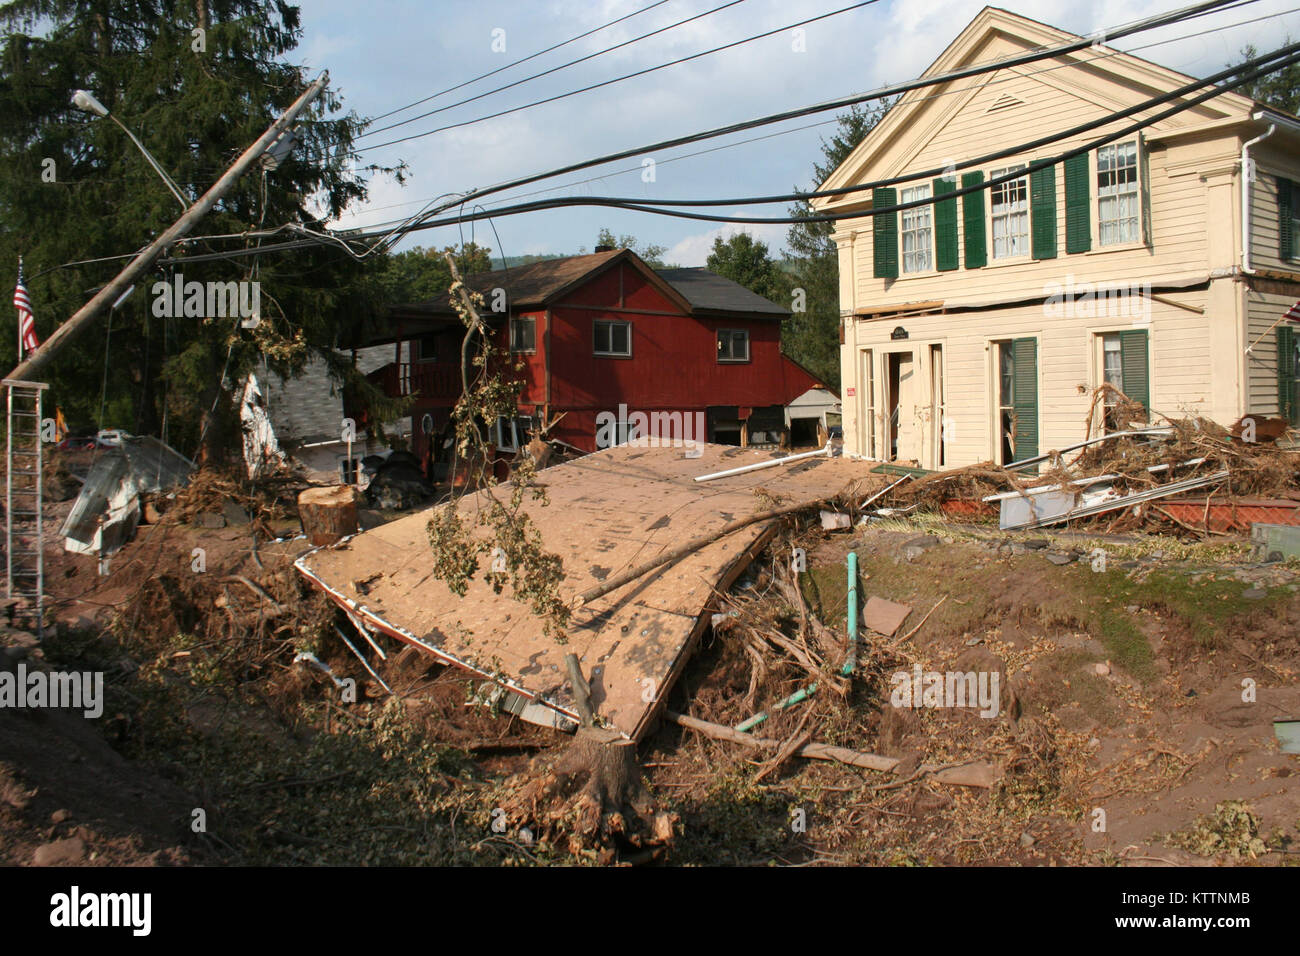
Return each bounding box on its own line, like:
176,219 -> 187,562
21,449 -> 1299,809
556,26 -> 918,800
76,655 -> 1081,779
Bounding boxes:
296,443 -> 881,740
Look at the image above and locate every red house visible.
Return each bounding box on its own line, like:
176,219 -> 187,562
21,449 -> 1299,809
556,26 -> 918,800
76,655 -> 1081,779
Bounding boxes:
361,248 -> 824,473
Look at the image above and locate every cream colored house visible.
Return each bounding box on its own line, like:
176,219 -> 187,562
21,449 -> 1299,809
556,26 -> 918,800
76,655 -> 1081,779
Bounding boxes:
813,7 -> 1300,469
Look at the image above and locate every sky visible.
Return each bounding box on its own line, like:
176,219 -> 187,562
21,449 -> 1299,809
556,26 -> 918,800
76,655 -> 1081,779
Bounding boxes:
292,0 -> 1300,266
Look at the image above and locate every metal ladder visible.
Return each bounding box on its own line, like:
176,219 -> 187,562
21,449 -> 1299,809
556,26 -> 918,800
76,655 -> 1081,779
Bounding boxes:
5,379 -> 47,637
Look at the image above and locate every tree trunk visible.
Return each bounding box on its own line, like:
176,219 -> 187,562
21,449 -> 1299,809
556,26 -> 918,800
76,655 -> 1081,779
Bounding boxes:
298,486 -> 360,546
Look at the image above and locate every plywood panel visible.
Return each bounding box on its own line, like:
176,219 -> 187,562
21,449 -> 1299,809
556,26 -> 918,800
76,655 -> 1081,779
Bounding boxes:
298,444 -> 881,739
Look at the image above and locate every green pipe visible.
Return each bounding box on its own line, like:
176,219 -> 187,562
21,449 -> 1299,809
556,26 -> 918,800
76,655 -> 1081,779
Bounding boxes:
734,682 -> 818,733
842,551 -> 858,677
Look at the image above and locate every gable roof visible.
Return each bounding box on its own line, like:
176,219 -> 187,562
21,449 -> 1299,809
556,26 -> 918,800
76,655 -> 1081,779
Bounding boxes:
811,5 -> 1260,211
390,248 -> 690,319
656,267 -> 791,318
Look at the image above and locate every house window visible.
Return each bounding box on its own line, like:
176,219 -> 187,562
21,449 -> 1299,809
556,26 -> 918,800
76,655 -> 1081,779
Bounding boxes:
1098,330 -> 1150,429
414,333 -> 438,363
495,415 -> 535,452
717,329 -> 750,362
900,184 -> 933,273
510,317 -> 536,353
1097,141 -> 1140,246
593,319 -> 631,356
996,341 -> 1017,464
990,166 -> 1029,259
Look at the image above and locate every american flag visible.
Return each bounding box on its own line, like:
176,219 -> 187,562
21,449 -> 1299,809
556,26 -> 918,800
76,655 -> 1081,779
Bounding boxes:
13,264 -> 39,357
1286,299 -> 1300,324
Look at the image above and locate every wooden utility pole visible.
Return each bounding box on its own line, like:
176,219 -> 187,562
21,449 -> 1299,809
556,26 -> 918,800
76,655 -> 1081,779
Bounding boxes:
6,70 -> 331,383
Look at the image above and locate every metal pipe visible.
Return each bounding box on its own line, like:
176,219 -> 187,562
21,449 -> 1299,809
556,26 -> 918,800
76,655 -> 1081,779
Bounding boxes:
693,444 -> 830,483
842,551 -> 858,677
1242,114 -> 1277,276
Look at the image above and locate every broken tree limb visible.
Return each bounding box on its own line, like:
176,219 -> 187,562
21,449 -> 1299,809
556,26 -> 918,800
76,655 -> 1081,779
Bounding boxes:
664,710 -> 900,773
564,653 -> 595,727
574,494 -> 843,607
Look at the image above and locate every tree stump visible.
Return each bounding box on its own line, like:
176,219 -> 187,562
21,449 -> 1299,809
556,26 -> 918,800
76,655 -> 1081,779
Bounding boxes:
297,485 -> 360,546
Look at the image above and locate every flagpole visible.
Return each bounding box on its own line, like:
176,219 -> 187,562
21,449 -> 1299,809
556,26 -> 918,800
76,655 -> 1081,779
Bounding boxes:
16,256 -> 22,362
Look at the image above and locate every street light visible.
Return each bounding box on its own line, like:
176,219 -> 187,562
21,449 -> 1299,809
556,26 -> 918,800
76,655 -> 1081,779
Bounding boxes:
72,89 -> 189,211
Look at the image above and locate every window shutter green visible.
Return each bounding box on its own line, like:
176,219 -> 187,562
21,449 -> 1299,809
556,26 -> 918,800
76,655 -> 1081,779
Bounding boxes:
1279,177 -> 1295,261
1065,152 -> 1091,253
873,187 -> 898,280
1011,337 -> 1038,462
933,177 -> 959,271
1119,329 -> 1150,414
1030,166 -> 1057,260
1279,326 -> 1297,423
961,172 -> 986,269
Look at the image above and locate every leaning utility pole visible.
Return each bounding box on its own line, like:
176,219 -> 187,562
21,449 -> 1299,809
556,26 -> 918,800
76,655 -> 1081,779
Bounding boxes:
6,69 -> 330,383
3,69 -> 329,636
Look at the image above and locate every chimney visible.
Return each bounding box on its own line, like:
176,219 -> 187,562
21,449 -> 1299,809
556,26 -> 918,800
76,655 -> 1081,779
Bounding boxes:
594,244 -> 615,253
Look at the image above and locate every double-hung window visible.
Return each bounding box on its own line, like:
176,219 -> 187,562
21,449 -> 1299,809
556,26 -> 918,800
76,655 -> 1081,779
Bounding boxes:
990,165 -> 1029,259
1097,141 -> 1140,246
593,319 -> 631,357
899,184 -> 933,273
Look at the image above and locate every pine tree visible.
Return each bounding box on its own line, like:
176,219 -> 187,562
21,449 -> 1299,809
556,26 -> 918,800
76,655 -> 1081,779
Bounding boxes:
0,0 -> 396,457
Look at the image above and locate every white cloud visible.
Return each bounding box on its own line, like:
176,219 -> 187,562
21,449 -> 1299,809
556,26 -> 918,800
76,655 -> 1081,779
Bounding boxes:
665,222 -> 791,268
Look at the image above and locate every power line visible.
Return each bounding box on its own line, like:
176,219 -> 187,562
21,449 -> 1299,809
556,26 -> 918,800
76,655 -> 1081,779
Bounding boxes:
365,0 -> 676,126
389,0 -> 1244,222
361,0 -> 885,151
339,0 -> 1279,233
152,33 -> 1300,265
359,0 -> 749,139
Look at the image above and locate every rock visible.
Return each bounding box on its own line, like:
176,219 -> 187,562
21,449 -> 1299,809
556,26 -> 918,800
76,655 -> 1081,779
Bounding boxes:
196,512 -> 226,529
903,535 -> 940,551
904,546 -> 926,562
1046,552 -> 1073,565
221,500 -> 250,526
1094,662 -> 1110,676
1011,544 -> 1028,556
1023,538 -> 1049,550
965,636 -> 983,646
50,809 -> 70,824
1243,588 -> 1267,600
33,836 -> 85,867
1018,832 -> 1036,848
819,510 -> 851,531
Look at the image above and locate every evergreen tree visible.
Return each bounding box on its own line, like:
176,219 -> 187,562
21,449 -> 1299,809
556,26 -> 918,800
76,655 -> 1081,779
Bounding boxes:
1231,42 -> 1300,113
0,0 -> 397,456
784,101 -> 892,388
705,231 -> 789,305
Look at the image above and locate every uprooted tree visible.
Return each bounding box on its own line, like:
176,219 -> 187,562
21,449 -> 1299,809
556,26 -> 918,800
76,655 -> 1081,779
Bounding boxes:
422,253 -> 672,858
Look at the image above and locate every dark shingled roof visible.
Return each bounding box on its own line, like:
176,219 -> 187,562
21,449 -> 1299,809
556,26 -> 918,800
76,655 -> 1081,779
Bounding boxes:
655,267 -> 791,318
392,250 -> 626,317
388,250 -> 790,322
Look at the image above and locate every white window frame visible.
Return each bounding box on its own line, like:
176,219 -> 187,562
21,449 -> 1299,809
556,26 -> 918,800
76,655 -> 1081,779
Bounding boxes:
1096,140 -> 1141,247
989,165 -> 1030,260
593,319 -> 632,357
717,328 -> 750,363
899,184 -> 933,273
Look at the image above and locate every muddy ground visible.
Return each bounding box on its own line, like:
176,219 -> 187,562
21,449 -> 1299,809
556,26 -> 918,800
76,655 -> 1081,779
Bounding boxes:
1,483 -> 1297,867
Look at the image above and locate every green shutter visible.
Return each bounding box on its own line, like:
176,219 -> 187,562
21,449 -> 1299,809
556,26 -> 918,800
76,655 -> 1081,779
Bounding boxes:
873,187 -> 898,280
1030,165 -> 1057,260
933,177 -> 959,271
1279,326 -> 1297,423
961,172 -> 986,269
1119,329 -> 1150,414
1011,337 -> 1038,462
1064,152 -> 1091,254
1279,177 -> 1295,261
